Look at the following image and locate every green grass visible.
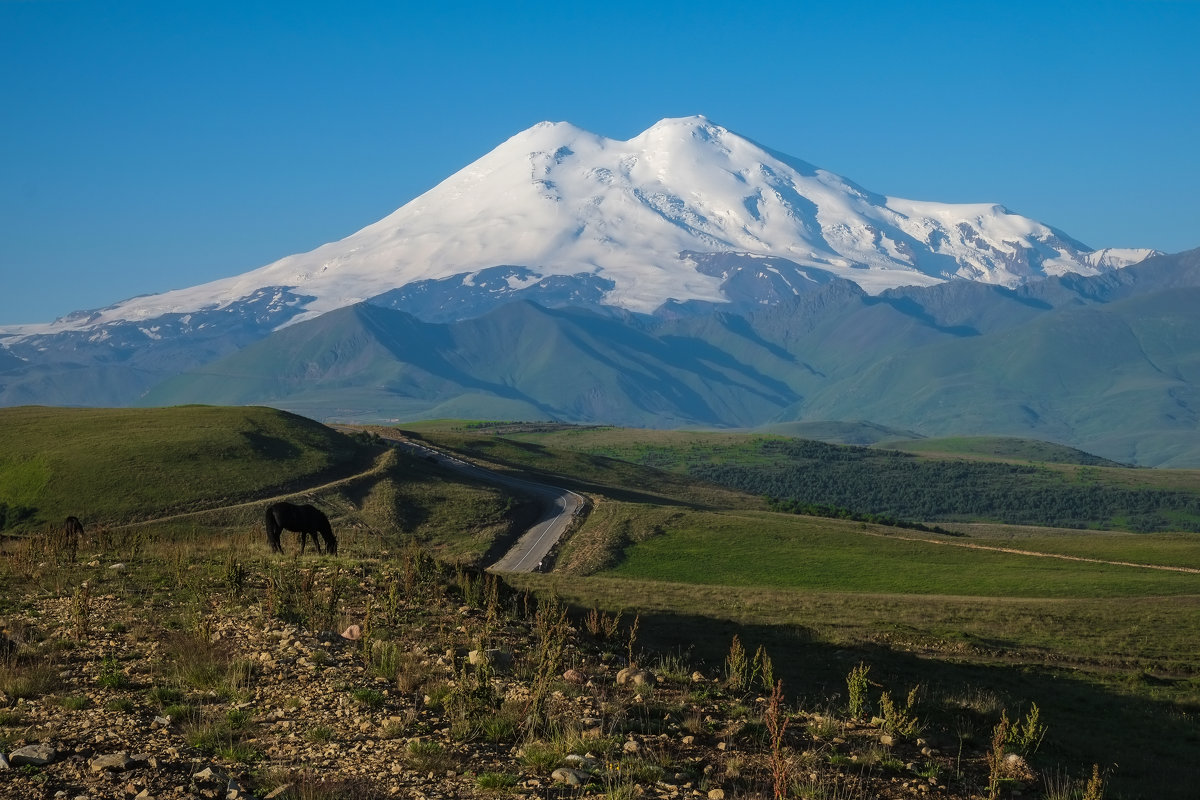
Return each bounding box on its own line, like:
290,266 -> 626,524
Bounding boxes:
600,510 -> 1200,598
0,405 -> 373,529
875,435 -> 1125,466
946,524 -> 1200,569
395,423 -> 760,510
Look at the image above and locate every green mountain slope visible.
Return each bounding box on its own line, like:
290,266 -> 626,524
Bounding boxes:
137,249 -> 1200,466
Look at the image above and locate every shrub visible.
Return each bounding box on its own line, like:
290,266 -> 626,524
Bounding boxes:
406,739 -> 452,773
476,771 -> 518,791
846,663 -> 870,719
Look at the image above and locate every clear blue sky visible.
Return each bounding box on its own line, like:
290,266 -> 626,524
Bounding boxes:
2,0 -> 1198,324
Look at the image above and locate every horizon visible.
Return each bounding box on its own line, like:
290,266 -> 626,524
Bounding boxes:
2,0 -> 1198,324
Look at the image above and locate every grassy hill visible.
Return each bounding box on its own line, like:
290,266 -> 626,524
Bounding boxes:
0,406 -> 531,565
875,435 -> 1128,466
0,405 -> 373,529
439,423 -> 1200,532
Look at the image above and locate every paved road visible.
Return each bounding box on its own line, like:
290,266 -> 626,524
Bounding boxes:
371,431 -> 585,573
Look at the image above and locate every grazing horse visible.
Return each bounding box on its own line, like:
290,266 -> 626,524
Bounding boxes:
264,502 -> 338,556
64,516 -> 84,540
61,515 -> 85,560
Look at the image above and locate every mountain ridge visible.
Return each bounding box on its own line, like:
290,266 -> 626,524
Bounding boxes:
1,115 -> 1158,338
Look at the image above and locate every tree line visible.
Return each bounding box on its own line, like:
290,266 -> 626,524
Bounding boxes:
678,440 -> 1200,532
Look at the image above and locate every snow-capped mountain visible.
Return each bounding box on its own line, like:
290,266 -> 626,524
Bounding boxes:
1,115 -> 1157,337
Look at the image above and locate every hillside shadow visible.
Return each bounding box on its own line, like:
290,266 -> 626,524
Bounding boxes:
575,605 -> 1200,800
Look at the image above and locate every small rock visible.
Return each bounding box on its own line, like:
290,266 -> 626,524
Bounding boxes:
340,624 -> 361,641
10,743 -> 58,766
563,753 -> 598,770
623,739 -> 641,753
879,733 -> 895,747
0,753 -> 8,769
682,735 -> 695,745
551,767 -> 591,786
193,765 -> 227,782
708,790 -> 726,800
468,648 -> 512,669
563,668 -> 586,684
90,751 -> 134,772
109,562 -> 127,571
616,667 -> 656,687
691,670 -> 705,682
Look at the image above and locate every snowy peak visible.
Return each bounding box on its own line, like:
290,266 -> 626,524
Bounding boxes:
2,116 -> 1162,336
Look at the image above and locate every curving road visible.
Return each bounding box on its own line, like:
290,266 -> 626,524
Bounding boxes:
369,430 -> 585,573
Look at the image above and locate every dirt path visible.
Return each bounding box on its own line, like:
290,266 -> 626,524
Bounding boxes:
107,451 -> 394,530
866,530 -> 1200,574
108,431 -> 581,574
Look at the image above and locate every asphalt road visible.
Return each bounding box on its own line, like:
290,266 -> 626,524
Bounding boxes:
371,430 -> 585,573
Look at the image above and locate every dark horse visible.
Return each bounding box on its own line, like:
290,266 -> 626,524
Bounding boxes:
64,516 -> 84,540
264,502 -> 337,556
61,516 -> 85,561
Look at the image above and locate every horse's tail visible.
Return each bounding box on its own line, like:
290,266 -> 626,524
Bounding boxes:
264,505 -> 283,553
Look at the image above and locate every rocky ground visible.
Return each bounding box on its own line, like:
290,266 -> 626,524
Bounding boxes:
0,551 -> 1049,800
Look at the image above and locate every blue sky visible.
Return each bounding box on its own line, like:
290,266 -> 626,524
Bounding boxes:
2,0 -> 1198,324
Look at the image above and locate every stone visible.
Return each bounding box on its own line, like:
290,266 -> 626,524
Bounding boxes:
623,739 -> 641,753
691,671 -> 705,682
194,765 -> 228,782
10,743 -> 58,766
0,753 -> 8,769
563,753 -> 598,770
563,668 -> 586,684
109,562 -> 127,571
616,667 -> 656,687
708,790 -> 726,800
90,751 -> 134,772
551,767 -> 591,786
879,733 -> 895,747
468,648 -> 511,669
341,624 -> 362,641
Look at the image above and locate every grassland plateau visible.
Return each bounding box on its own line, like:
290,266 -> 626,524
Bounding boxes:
0,408 -> 1195,799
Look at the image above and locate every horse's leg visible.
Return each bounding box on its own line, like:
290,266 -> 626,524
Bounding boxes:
265,510 -> 283,553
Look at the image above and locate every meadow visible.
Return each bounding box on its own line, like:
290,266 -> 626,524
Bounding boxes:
409,420 -> 1200,798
